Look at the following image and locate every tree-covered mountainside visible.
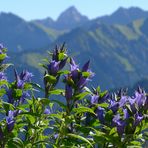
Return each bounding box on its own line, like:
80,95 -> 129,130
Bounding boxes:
1,6 -> 148,90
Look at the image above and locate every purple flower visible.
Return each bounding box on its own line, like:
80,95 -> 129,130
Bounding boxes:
0,72 -> 7,80
134,113 -> 143,127
128,97 -> 137,113
47,61 -> 60,76
82,60 -> 90,72
6,110 -> 15,132
109,100 -> 119,113
0,43 -> 4,53
91,94 -> 99,104
134,91 -> 146,108
70,58 -> 79,72
44,108 -> 51,114
7,89 -> 14,104
19,91 -> 30,104
15,70 -> 33,89
65,84 -> 73,101
119,96 -> 128,107
123,108 -> 130,119
113,114 -> 126,135
96,107 -> 105,124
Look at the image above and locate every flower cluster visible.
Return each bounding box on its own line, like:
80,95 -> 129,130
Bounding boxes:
90,87 -> 147,139
0,43 -> 147,147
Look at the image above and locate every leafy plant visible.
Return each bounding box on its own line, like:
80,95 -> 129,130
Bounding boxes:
0,43 -> 147,147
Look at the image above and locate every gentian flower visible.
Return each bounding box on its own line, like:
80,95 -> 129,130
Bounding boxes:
47,61 -> 60,76
0,72 -> 7,80
44,108 -> 51,114
65,84 -> 73,102
15,70 -> 33,89
96,107 -> 105,124
134,91 -> 146,108
6,110 -> 15,132
19,91 -> 30,104
133,112 -> 143,127
119,96 -> 128,107
0,43 -> 4,53
109,100 -> 119,113
91,94 -> 99,104
113,114 -> 126,136
47,44 -> 67,76
7,89 -> 14,104
68,58 -> 93,90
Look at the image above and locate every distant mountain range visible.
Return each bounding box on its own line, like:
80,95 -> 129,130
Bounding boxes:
1,6 -> 148,90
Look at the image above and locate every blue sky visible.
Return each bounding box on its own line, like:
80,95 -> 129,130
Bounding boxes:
0,0 -> 148,21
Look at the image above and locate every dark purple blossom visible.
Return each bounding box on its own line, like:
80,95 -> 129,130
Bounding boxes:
119,96 -> 128,107
96,107 -> 105,124
113,114 -> 126,135
44,108 -> 51,114
47,61 -> 60,76
19,91 -> 30,104
109,100 -> 119,113
65,84 -> 73,101
68,58 -> 93,90
6,110 -> 15,132
134,91 -> 146,108
133,113 -> 143,127
91,94 -> 99,104
123,108 -> 130,119
0,43 -> 4,53
15,70 -> 33,89
0,72 -> 7,80
7,89 -> 14,104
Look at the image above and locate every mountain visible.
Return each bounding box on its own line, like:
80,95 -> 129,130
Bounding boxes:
1,6 -> 148,91
49,18 -> 148,89
55,6 -> 89,30
96,7 -> 148,25
33,6 -> 89,31
0,12 -> 52,52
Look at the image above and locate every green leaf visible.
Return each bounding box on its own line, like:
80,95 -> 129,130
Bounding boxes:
67,133 -> 93,147
48,89 -> 64,95
57,70 -> 69,75
26,114 -> 36,124
30,83 -> 44,91
58,52 -> 65,60
49,113 -> 63,120
7,137 -> 24,148
0,63 -> 12,71
109,127 -> 117,135
13,89 -> 23,98
0,53 -> 7,61
82,72 -> 91,77
3,102 -> 15,112
105,110 -> 113,121
0,88 -> 6,97
0,80 -> 8,87
73,107 -> 95,115
44,74 -> 57,84
97,103 -> 109,108
52,99 -> 66,109
75,91 -> 90,100
39,98 -> 50,105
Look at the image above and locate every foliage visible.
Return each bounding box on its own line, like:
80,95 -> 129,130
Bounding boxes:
0,43 -> 147,148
